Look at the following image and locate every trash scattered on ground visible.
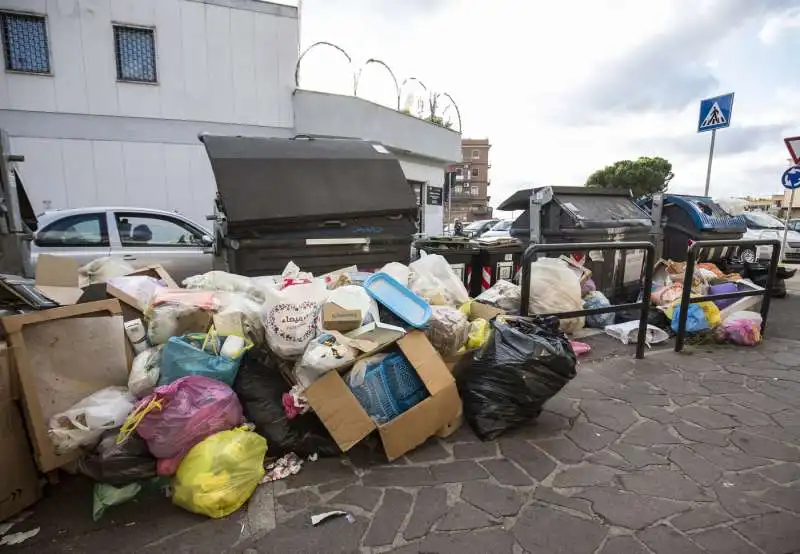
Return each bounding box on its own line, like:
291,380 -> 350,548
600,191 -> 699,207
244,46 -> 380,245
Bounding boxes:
0,527 -> 40,546
310,510 -> 354,526
93,482 -> 141,521
262,453 -> 304,483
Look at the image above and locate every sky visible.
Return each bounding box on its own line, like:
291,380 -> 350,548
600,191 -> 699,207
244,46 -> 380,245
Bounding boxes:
294,0 -> 800,208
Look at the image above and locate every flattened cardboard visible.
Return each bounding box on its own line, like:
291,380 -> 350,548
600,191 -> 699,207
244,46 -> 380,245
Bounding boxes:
1,300 -> 129,472
34,255 -> 83,306
0,402 -> 41,522
304,331 -> 461,461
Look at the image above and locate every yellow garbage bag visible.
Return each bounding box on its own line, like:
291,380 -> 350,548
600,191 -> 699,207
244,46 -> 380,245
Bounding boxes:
457,318 -> 491,354
172,427 -> 267,519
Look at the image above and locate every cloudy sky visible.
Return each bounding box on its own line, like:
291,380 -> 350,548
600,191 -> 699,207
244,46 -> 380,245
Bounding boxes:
296,0 -> 800,207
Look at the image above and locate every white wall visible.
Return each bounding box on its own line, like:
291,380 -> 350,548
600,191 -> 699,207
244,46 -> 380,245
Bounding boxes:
12,136 -> 217,226
398,156 -> 446,236
0,0 -> 298,128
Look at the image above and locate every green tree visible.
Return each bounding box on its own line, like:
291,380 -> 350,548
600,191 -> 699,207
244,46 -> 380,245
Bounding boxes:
585,156 -> 674,198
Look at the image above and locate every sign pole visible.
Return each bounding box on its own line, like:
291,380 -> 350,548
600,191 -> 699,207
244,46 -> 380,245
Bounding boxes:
703,128 -> 717,197
781,186 -> 796,259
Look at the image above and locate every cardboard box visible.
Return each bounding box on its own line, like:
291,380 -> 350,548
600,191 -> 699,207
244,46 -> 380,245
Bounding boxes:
435,408 -> 463,438
0,401 -> 41,522
1,300 -> 130,472
303,332 -> 461,461
0,342 -> 12,403
322,302 -> 363,332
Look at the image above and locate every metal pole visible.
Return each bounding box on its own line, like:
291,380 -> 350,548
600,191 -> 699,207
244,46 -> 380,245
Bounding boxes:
447,174 -> 452,234
703,129 -> 717,197
780,187 -> 796,260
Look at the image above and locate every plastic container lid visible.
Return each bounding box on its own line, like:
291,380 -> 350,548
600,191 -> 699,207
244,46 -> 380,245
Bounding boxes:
363,272 -> 432,328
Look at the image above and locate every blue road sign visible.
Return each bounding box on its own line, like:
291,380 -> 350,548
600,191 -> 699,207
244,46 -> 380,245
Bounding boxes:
697,93 -> 734,133
782,165 -> 800,190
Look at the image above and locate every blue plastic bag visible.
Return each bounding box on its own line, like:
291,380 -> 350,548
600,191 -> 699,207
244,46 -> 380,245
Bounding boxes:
670,304 -> 710,334
159,334 -> 251,387
583,291 -> 615,329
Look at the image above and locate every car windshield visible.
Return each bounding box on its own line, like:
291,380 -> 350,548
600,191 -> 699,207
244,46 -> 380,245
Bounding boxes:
744,212 -> 784,230
490,220 -> 512,231
465,220 -> 494,231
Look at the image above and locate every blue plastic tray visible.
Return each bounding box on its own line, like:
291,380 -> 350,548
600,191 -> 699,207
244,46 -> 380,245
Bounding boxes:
363,272 -> 432,328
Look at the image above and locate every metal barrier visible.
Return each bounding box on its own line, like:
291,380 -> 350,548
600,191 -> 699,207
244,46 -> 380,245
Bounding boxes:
520,241 -> 656,359
674,238 -> 781,352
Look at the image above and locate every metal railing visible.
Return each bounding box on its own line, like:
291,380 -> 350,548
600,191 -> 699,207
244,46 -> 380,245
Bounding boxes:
674,238 -> 781,352
519,241 -> 656,359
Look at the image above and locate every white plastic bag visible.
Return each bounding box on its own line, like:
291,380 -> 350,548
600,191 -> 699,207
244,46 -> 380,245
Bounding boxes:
723,311 -> 762,325
380,262 -> 410,287
107,276 -> 165,310
48,387 -> 135,454
604,320 -> 669,346
78,257 -> 136,287
409,254 -> 470,307
476,280 -> 521,312
262,279 -> 329,358
183,271 -> 268,302
128,346 -> 163,399
528,258 -> 584,333
294,333 -> 357,388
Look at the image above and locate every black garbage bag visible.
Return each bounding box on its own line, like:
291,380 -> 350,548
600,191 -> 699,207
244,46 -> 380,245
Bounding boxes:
78,429 -> 157,485
743,263 -> 787,298
457,315 -> 577,441
614,306 -> 673,334
233,350 -> 340,458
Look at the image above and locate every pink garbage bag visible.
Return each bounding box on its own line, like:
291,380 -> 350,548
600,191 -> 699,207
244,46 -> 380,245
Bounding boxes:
118,375 -> 244,476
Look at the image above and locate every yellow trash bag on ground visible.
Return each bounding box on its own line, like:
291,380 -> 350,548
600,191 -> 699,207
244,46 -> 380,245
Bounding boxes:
172,427 -> 267,519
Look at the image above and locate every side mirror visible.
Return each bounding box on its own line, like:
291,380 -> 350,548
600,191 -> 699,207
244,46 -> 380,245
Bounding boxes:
201,234 -> 213,246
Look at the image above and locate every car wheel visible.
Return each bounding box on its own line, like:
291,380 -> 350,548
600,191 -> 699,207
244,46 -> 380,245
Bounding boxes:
739,248 -> 756,263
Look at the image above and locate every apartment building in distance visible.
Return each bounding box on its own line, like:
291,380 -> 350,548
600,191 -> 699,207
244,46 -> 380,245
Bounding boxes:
448,138 -> 492,222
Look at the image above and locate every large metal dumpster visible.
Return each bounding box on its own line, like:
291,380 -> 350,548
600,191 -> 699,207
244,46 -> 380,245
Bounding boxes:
498,186 -> 653,299
200,135 -> 419,277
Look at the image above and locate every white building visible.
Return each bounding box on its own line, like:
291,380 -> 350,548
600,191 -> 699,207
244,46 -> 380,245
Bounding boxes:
0,0 -> 459,232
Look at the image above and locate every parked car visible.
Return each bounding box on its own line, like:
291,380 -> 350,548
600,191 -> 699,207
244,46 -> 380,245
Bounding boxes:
30,207 -> 213,283
738,211 -> 800,263
462,218 -> 499,238
479,219 -> 513,239
789,219 -> 800,232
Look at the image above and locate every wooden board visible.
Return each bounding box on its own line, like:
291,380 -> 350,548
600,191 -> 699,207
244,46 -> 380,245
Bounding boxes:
1,300 -> 129,472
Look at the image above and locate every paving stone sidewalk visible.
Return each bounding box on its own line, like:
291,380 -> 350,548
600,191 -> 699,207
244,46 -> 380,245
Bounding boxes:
240,338 -> 800,554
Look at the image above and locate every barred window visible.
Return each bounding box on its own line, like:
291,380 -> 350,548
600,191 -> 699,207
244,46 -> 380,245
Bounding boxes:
113,25 -> 156,83
1,12 -> 50,74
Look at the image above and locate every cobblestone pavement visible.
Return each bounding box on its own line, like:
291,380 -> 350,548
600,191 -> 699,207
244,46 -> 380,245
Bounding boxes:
240,337 -> 800,554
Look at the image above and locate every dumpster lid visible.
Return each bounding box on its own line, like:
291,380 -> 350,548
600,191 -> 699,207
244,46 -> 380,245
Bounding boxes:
200,135 -> 418,224
663,194 -> 747,232
499,186 -> 652,228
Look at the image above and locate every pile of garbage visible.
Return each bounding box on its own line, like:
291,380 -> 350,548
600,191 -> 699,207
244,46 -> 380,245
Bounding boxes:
0,254 -> 582,524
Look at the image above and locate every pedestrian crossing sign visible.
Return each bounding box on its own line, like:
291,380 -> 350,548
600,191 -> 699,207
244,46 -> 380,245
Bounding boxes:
697,93 -> 734,133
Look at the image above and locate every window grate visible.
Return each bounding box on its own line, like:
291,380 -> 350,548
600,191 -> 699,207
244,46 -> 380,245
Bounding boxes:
114,25 -> 156,83
1,12 -> 50,74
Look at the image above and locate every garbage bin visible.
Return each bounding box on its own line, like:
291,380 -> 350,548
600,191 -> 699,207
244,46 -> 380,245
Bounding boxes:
472,238 -> 525,297
498,186 -> 653,299
642,194 -> 746,263
200,134 -> 419,277
414,236 -> 480,292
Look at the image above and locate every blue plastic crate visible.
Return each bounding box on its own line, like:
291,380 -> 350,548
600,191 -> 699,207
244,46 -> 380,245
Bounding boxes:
349,352 -> 429,424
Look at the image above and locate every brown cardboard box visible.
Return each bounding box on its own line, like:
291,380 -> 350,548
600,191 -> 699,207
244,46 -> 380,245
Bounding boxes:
303,332 -> 461,461
1,300 -> 130,472
0,342 -> 12,403
322,302 -> 363,333
0,401 -> 41,522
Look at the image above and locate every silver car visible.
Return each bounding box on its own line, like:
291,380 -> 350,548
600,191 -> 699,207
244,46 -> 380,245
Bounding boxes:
30,207 -> 213,283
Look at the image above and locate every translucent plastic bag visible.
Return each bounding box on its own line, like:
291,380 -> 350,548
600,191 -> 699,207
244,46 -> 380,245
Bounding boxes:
670,303 -> 710,334
293,333 -> 357,388
78,257 -> 136,287
49,387 -> 134,454
380,262 -> 410,287
475,280 -> 521,312
528,258 -> 584,333
183,271 -> 268,303
128,346 -> 163,399
159,333 -> 252,387
715,311 -> 762,346
262,279 -> 328,359
409,254 -> 470,307
146,303 -> 213,346
604,320 -> 669,346
118,376 -> 244,476
458,318 -> 491,354
425,306 -> 469,356
172,427 -> 267,519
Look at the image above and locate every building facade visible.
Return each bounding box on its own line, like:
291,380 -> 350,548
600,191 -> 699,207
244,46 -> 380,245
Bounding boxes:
0,0 -> 460,232
448,138 -> 492,223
